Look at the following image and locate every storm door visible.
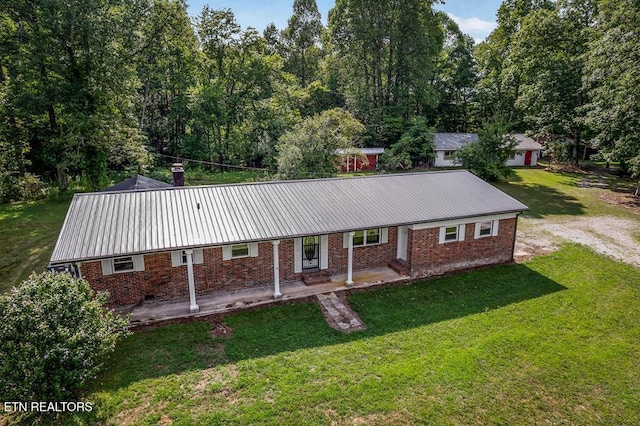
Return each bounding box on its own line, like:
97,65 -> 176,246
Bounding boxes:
302,236 -> 320,270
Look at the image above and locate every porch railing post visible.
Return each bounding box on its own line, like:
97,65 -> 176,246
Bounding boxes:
346,231 -> 355,287
272,240 -> 282,298
185,249 -> 199,313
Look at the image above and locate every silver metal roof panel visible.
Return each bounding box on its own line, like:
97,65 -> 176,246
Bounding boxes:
50,170 -> 528,263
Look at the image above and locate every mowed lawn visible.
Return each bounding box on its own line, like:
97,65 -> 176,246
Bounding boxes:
2,168 -> 639,424
76,244 -> 640,425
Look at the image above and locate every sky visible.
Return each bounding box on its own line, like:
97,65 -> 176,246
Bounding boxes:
186,0 -> 503,43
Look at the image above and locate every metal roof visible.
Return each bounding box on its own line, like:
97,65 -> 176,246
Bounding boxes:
434,133 -> 542,152
336,147 -> 385,155
512,134 -> 543,151
433,133 -> 478,150
102,175 -> 171,192
50,170 -> 528,263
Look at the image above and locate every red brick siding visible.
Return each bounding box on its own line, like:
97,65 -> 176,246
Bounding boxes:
407,218 -> 515,278
80,220 -> 515,307
326,228 -> 398,274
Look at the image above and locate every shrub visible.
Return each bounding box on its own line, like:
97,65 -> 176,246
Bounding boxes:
0,272 -> 129,402
0,172 -> 48,203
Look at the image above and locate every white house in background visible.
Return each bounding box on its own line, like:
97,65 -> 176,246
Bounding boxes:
433,133 -> 543,167
433,133 -> 478,167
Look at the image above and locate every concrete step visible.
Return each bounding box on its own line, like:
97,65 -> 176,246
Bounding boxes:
388,258 -> 408,275
302,270 -> 332,285
316,292 -> 366,333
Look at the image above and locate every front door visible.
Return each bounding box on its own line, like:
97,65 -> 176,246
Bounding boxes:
524,150 -> 532,166
302,235 -> 320,270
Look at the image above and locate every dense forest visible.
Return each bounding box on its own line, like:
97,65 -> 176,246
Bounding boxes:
1,0 -> 638,197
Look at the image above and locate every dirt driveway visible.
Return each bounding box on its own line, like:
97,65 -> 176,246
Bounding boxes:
515,216 -> 640,268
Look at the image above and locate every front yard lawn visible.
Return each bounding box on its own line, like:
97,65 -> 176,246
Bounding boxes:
76,244 -> 640,425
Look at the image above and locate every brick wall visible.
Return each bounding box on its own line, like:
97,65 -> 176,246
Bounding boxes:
326,228 -> 398,274
80,220 -> 515,307
406,218 -> 515,278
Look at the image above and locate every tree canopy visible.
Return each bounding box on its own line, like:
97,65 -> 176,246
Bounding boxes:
1,0 -> 639,194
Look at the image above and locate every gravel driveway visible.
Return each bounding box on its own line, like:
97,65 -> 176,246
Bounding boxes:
515,216 -> 640,267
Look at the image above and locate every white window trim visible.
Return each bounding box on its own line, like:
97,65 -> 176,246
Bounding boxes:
409,213 -> 517,231
438,224 -> 466,244
171,249 -> 204,267
343,228 -> 388,248
474,220 -> 500,239
101,255 -> 144,275
222,243 -> 258,261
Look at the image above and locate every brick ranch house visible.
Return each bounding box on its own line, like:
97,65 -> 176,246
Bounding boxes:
49,171 -> 528,313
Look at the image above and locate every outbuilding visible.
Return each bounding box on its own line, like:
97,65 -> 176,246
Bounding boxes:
433,133 -> 542,167
50,171 -> 528,313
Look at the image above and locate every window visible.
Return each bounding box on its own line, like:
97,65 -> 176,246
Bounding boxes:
508,151 -> 517,160
231,243 -> 250,258
443,150 -> 455,160
222,243 -> 258,261
478,221 -> 492,237
172,249 -> 204,267
353,229 -> 381,247
112,257 -> 135,273
475,220 -> 499,239
439,224 -> 465,243
366,228 -> 380,244
101,255 -> 144,275
444,226 -> 458,242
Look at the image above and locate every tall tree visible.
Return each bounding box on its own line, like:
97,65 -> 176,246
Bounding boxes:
191,8 -> 278,168
136,0 -> 201,158
583,0 -> 640,194
328,0 -> 442,145
507,0 -> 597,163
431,13 -> 478,132
474,0 -> 554,127
2,0 -> 147,190
282,0 -> 323,87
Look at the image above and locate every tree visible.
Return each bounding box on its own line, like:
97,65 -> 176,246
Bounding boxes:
282,0 -> 324,86
382,117 -> 434,169
474,0 -> 555,127
431,13 -> 478,132
454,117 -> 518,181
505,1 -> 597,163
328,0 -> 442,145
0,272 -> 128,402
276,108 -> 364,179
2,0 -> 148,191
583,0 -> 640,195
191,8 -> 276,168
136,0 -> 201,158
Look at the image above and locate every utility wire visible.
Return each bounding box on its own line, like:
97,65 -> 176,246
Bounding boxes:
153,152 -> 339,178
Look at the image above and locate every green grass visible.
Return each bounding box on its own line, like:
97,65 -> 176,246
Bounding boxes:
185,169 -> 270,186
494,168 -> 638,219
69,244 -> 640,425
0,197 -> 71,293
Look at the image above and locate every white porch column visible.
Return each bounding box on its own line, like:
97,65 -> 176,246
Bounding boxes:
185,249 -> 199,313
346,231 -> 355,287
272,240 -> 282,298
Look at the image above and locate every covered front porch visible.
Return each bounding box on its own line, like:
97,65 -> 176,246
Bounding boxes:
126,267 -> 408,325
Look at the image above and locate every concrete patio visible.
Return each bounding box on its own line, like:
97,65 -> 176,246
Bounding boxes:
126,267 -> 409,325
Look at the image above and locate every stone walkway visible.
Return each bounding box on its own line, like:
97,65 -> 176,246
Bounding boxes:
316,292 -> 366,333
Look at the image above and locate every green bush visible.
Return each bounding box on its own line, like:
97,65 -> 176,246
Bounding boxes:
0,272 -> 129,401
0,172 -> 48,203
